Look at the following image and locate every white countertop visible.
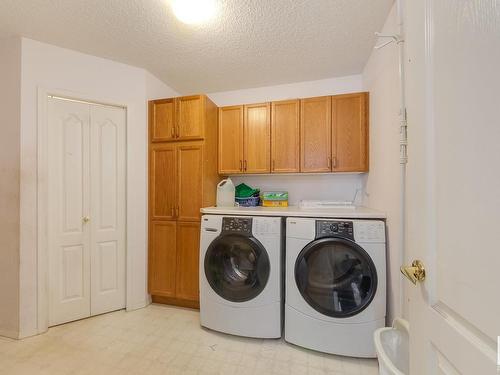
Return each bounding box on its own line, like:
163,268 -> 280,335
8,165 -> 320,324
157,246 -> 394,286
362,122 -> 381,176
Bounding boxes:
200,205 -> 386,219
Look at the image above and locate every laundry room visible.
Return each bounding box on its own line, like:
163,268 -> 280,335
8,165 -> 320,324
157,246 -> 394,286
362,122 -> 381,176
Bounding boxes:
1,1 -> 498,374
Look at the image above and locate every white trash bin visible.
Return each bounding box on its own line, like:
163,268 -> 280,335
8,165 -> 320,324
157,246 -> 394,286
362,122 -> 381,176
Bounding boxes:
374,318 -> 409,375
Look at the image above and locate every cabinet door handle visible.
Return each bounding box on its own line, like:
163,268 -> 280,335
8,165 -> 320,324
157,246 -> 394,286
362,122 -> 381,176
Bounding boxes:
327,157 -> 332,169
272,159 -> 275,171
171,126 -> 175,138
244,160 -> 247,171
175,125 -> 180,138
332,156 -> 337,169
239,160 -> 243,171
171,207 -> 174,217
175,206 -> 179,218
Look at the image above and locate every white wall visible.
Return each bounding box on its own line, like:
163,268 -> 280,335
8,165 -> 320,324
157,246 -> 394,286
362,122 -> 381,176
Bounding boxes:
0,37 -> 22,339
18,38 -> 177,338
362,3 -> 402,323
208,75 -> 365,204
229,174 -> 363,205
145,70 -> 178,99
208,75 -> 363,106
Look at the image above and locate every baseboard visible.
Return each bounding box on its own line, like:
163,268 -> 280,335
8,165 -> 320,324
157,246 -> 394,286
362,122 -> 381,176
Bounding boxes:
0,328 -> 19,340
151,295 -> 200,310
126,299 -> 149,311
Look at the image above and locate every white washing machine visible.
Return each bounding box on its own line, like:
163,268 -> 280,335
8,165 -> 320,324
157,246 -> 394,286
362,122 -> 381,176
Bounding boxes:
285,217 -> 386,358
199,215 -> 282,338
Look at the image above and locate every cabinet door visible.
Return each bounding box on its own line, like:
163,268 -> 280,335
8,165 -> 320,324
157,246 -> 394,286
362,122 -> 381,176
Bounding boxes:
244,103 -> 271,173
300,96 -> 332,172
332,93 -> 369,172
176,95 -> 204,140
177,145 -> 203,221
218,106 -> 244,174
150,99 -> 176,142
271,99 -> 300,173
149,221 -> 177,297
175,222 -> 201,302
150,145 -> 177,220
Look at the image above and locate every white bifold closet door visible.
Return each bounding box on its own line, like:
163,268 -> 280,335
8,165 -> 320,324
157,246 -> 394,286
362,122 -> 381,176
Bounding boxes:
47,97 -> 126,326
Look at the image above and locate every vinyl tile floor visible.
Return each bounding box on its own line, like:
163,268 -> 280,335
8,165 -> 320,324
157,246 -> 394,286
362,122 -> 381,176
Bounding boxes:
0,304 -> 379,375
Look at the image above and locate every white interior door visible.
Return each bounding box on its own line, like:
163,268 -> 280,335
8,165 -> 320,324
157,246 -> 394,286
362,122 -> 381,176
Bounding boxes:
90,105 -> 126,316
48,98 -> 126,326
404,0 -> 500,373
48,98 -> 91,326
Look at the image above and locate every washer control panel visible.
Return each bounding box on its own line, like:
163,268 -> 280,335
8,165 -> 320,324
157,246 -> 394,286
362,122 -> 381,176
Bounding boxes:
316,220 -> 354,240
354,221 -> 386,242
222,217 -> 252,235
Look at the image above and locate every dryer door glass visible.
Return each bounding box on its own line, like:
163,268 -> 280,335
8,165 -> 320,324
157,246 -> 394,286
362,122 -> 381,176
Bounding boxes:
205,234 -> 270,302
295,238 -> 377,318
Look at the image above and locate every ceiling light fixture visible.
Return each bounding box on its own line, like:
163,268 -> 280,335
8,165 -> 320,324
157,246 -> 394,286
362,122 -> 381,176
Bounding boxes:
172,0 -> 217,25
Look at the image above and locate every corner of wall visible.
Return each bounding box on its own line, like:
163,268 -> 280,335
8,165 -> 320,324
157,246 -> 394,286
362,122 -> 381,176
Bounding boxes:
361,2 -> 402,325
144,70 -> 179,100
0,36 -> 22,339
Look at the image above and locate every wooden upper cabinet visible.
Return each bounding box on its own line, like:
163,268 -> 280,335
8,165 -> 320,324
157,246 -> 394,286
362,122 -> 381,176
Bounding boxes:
175,221 -> 201,302
150,99 -> 176,142
149,221 -> 177,297
215,92 -> 369,175
177,145 -> 203,221
244,103 -> 271,173
176,95 -> 204,140
332,93 -> 369,172
150,145 -> 177,220
271,100 -> 300,173
300,96 -> 332,172
218,106 -> 244,174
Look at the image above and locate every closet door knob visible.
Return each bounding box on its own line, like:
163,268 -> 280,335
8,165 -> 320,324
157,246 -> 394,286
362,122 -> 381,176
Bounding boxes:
82,216 -> 90,223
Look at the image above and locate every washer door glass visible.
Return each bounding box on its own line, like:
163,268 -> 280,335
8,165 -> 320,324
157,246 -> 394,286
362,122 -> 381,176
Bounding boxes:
295,238 -> 377,318
205,234 -> 270,302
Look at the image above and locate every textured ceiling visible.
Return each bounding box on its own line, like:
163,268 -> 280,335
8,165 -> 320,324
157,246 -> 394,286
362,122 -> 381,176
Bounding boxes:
0,0 -> 394,93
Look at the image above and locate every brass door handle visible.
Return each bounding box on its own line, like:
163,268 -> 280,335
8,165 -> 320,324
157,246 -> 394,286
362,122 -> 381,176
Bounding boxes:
244,160 -> 247,171
401,260 -> 426,285
239,160 -> 243,172
171,126 -> 175,138
175,206 -> 179,218
82,216 -> 90,223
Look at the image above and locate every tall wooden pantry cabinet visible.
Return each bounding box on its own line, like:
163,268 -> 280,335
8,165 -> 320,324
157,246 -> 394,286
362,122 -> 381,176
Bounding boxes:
148,95 -> 218,308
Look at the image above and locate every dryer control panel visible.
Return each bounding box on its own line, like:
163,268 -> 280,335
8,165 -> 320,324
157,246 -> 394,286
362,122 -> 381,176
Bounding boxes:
222,217 -> 252,235
315,220 -> 354,241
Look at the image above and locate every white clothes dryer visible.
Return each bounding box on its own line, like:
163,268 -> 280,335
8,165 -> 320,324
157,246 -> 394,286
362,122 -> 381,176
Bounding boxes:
285,217 -> 386,357
200,215 -> 282,338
